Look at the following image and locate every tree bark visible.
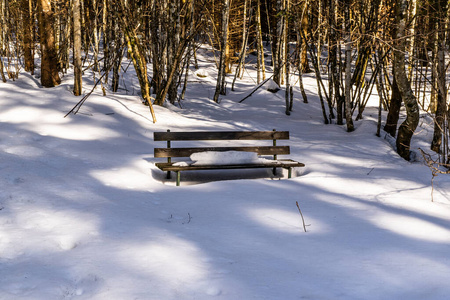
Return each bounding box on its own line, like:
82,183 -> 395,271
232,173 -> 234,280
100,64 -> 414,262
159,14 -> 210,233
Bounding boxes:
430,0 -> 447,153
394,0 -> 420,160
22,0 -> 34,73
273,0 -> 284,85
285,0 -> 291,115
213,0 -> 230,103
384,73 -> 402,137
329,0 -> 342,124
299,1 -> 310,73
256,0 -> 266,83
343,0 -> 354,131
73,0 -> 82,96
37,0 -> 61,87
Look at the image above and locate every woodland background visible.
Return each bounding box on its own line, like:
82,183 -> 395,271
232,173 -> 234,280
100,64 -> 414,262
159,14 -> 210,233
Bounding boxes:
0,0 -> 449,166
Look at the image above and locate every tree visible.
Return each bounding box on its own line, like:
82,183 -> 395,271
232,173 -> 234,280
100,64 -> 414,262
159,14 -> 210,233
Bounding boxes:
430,0 -> 448,153
213,0 -> 230,103
73,0 -> 82,96
343,0 -> 354,132
21,0 -> 34,73
116,0 -> 156,122
328,0 -> 342,124
256,0 -> 266,83
37,0 -> 61,87
393,0 -> 420,160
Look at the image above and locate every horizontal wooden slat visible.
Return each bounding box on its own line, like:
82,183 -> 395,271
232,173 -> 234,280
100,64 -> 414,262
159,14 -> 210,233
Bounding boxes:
154,146 -> 290,158
154,131 -> 289,141
155,160 -> 305,171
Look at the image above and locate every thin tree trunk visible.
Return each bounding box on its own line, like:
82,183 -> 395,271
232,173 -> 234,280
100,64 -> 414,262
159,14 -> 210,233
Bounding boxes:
256,0 -> 265,82
92,0 -> 99,72
102,0 -> 109,76
213,0 -> 230,103
329,0 -> 342,124
431,0 -> 447,153
296,2 -> 308,103
73,0 -> 82,96
285,0 -> 291,115
273,0 -> 284,85
232,1 -> 251,90
343,0 -> 354,131
168,0 -> 180,104
299,0 -> 310,73
0,55 -> 5,82
62,0 -> 71,73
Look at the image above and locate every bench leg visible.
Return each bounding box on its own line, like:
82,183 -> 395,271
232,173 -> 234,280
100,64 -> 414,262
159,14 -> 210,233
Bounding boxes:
288,168 -> 292,178
176,171 -> 181,186
167,171 -> 171,179
272,167 -> 277,176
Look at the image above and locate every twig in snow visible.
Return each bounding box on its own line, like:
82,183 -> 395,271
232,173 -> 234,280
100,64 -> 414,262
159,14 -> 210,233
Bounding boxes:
183,213 -> 192,224
296,201 -> 307,232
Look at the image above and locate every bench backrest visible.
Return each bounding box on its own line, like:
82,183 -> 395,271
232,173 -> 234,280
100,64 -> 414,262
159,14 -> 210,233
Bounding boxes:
154,130 -> 290,160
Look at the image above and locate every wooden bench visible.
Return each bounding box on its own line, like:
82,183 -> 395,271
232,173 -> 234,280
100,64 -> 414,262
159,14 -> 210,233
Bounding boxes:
153,130 -> 305,186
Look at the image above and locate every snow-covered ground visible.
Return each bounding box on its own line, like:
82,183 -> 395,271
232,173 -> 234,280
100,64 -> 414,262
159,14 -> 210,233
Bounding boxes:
1,49 -> 450,300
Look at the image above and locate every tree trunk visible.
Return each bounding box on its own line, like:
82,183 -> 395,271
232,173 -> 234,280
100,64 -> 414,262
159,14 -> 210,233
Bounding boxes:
299,1 -> 310,73
394,0 -> 420,160
344,0 -> 354,131
329,0 -> 342,124
0,0 -> 6,82
0,55 -> 5,82
167,0 -> 181,104
92,0 -> 99,72
384,73 -> 402,137
256,0 -> 265,83
273,0 -> 285,86
232,0 -> 250,90
284,0 -> 291,115
102,0 -> 109,76
213,0 -> 230,103
430,0 -> 447,153
37,0 -> 61,87
118,0 -> 156,122
73,0 -> 82,96
22,0 -> 34,73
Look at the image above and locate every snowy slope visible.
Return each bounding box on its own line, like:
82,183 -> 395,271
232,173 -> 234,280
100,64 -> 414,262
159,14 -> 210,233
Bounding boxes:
1,52 -> 450,300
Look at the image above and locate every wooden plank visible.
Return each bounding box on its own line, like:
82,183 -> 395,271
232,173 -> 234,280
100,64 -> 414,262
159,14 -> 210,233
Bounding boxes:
154,131 -> 289,141
154,146 -> 290,158
155,160 -> 305,171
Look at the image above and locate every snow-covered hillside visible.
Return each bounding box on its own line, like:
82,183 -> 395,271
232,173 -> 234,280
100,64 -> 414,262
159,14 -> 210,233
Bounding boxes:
1,49 -> 450,299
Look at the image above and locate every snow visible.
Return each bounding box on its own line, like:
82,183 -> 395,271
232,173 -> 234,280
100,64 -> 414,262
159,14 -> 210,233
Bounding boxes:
190,151 -> 261,165
263,78 -> 280,93
1,47 -> 450,300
